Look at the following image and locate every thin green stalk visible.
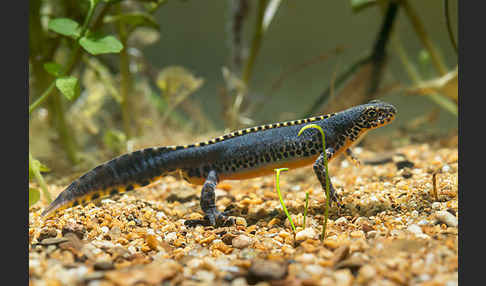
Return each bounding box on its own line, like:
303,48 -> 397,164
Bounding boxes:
28,1 -> 99,114
298,124 -> 330,241
117,4 -> 133,139
29,153 -> 52,203
29,82 -> 56,114
303,192 -> 309,229
391,33 -> 457,116
53,89 -> 79,163
401,0 -> 448,76
274,168 -> 296,233
444,0 -> 457,54
241,0 -> 268,85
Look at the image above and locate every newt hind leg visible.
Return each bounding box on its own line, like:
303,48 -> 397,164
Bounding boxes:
185,170 -> 235,227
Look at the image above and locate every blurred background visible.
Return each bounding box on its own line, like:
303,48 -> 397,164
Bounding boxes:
29,0 -> 458,203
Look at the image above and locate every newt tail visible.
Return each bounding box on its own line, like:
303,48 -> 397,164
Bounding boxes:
42,100 -> 397,227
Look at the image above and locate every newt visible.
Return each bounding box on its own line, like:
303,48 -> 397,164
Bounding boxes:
41,100 -> 396,227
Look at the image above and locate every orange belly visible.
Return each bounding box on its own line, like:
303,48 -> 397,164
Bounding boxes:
185,155 -> 320,185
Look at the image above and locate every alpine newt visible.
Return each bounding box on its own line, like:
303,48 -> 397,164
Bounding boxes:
41,100 -> 397,227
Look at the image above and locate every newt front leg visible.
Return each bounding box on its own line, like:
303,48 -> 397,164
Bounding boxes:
313,148 -> 341,206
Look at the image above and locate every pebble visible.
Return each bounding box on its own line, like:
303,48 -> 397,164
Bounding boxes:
295,228 -> 317,242
434,211 -> 458,227
335,217 -> 349,225
431,202 -> 442,210
357,264 -> 376,283
39,237 -> 69,246
232,235 -> 252,249
407,224 -> 423,236
62,222 -> 86,240
366,231 -> 378,239
247,260 -> 288,283
93,261 -> 114,271
442,164 -> 451,173
417,219 -> 429,226
37,228 -> 57,241
165,232 -> 178,243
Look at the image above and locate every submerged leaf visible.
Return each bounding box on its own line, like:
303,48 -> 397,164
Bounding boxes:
103,129 -> 127,154
263,0 -> 282,32
350,0 -> 380,13
29,188 -> 41,207
43,62 -> 63,77
48,18 -> 81,38
29,157 -> 50,181
407,67 -> 458,103
56,76 -> 80,101
156,66 -> 204,102
79,34 -> 124,55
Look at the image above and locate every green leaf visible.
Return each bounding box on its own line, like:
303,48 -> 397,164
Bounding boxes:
43,62 -> 63,77
48,18 -> 81,38
103,129 -> 127,154
104,13 -> 160,32
29,188 -> 41,207
56,76 -> 80,101
79,34 -> 124,55
29,157 -> 50,181
350,0 -> 378,13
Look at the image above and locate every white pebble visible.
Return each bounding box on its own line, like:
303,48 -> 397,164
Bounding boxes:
165,232 -> 178,243
232,235 -> 252,249
100,226 -> 109,234
156,212 -> 166,220
296,253 -> 316,263
407,224 -> 423,235
295,228 -> 318,242
417,219 -> 429,226
341,160 -> 349,168
146,228 -> 155,235
442,164 -> 451,173
434,211 -> 458,227
335,217 -> 349,225
431,202 -> 442,210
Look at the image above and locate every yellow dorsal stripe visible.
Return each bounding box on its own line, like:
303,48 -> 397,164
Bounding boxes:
165,113 -> 337,150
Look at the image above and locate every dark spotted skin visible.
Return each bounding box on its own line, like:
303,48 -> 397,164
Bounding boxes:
42,100 -> 397,227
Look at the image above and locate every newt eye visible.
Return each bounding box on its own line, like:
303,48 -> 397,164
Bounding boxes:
368,110 -> 377,117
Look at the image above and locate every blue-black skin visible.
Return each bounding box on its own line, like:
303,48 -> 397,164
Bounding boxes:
42,100 -> 396,227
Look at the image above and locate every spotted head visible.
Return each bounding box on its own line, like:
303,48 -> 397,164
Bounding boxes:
354,99 -> 397,130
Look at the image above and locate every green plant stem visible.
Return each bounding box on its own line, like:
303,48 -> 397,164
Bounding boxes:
275,168 -> 296,233
117,5 -> 133,139
54,89 -> 80,163
28,0 -> 100,114
297,124 -> 330,241
303,192 -> 309,229
29,153 -> 52,203
241,0 -> 268,85
401,0 -> 448,76
443,0 -> 457,54
391,34 -> 457,116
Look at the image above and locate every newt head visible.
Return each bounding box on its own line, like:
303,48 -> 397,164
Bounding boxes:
356,99 -> 397,130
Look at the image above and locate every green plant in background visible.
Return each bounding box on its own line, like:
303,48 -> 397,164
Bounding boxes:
297,124 -> 331,241
29,153 -> 52,207
274,168 -> 296,234
352,0 -> 458,116
224,0 -> 282,129
29,0 -> 166,169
